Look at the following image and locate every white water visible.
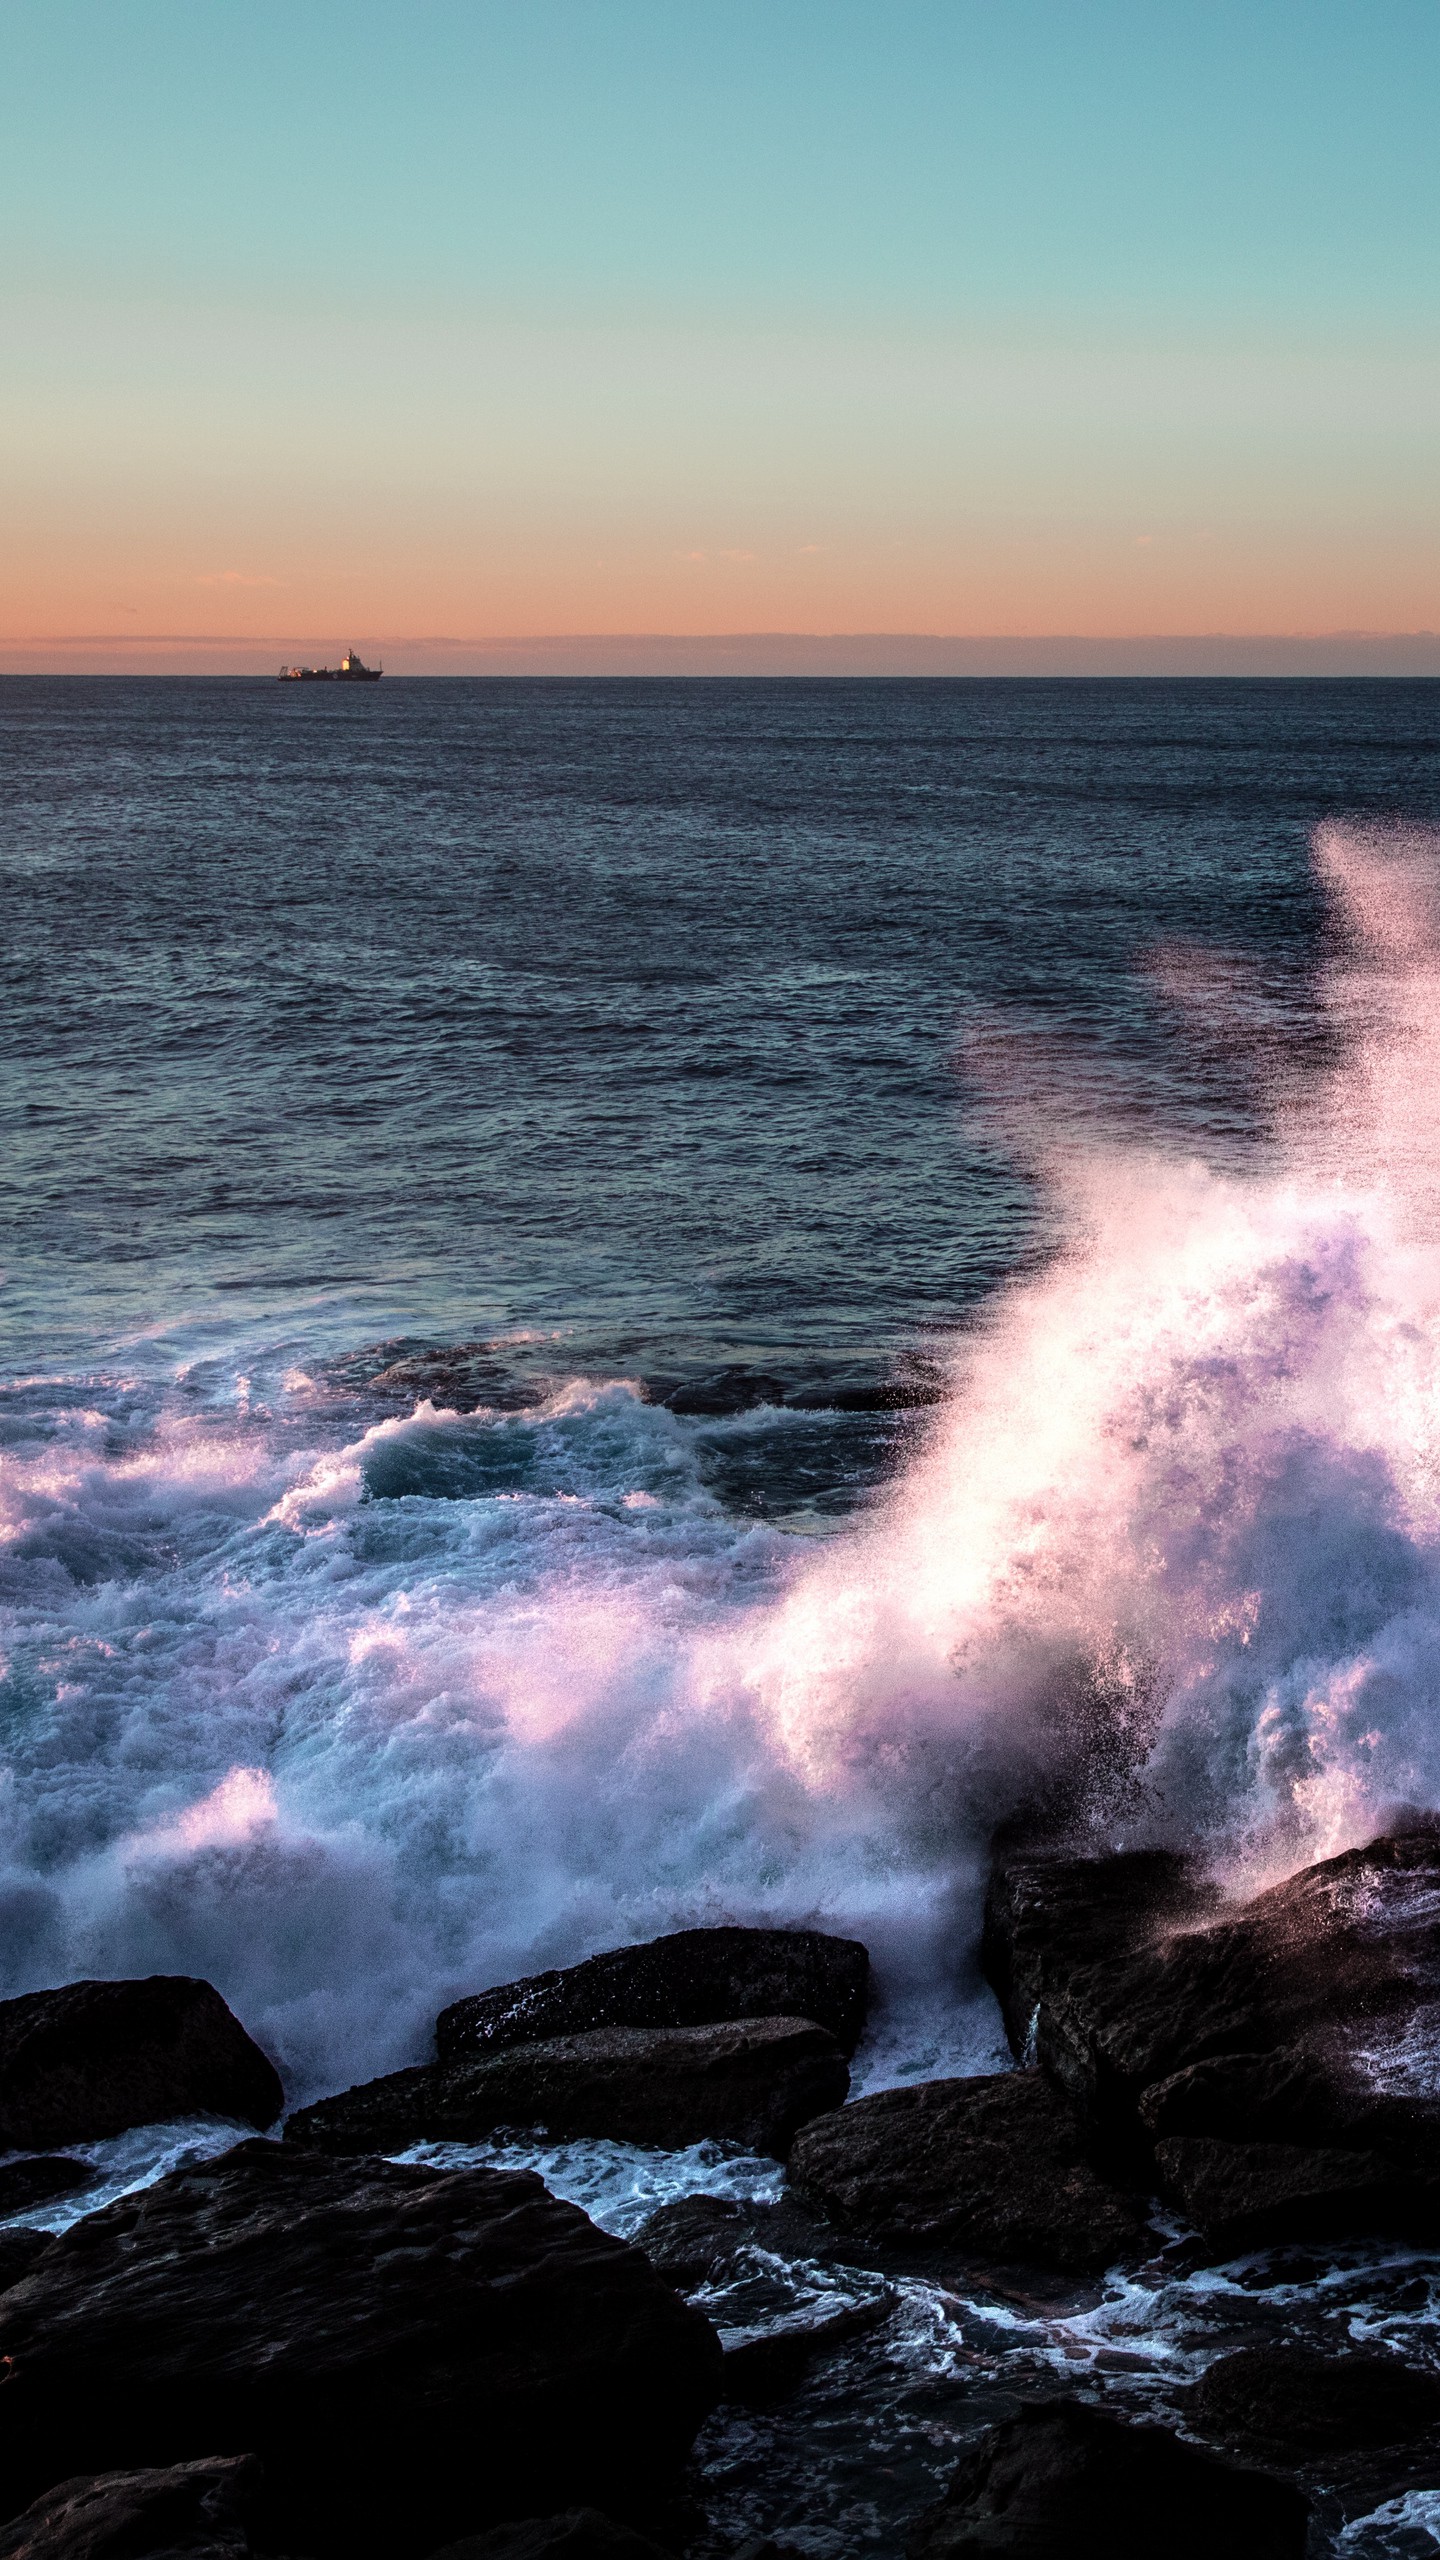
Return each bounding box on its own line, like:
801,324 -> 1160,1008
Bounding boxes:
6,826 -> 1440,2107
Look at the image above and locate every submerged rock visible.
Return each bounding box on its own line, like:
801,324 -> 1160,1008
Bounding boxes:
0,1979 -> 283,2149
908,2400 -> 1308,2558
0,2140 -> 722,2558
787,2071 -> 1146,2272
0,2158 -> 96,2220
1191,2343 -> 1440,2451
286,2017 -> 847,2160
660,1369 -> 789,1416
365,1341 -> 545,1412
436,1926 -> 871,2061
983,1824 -> 1440,2233
0,2456 -> 262,2560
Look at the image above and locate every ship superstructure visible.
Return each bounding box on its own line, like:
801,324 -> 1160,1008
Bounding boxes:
279,649 -> 382,681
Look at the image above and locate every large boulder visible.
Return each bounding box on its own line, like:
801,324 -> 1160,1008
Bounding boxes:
907,2400 -> 1308,2558
981,1848 -> 1218,2062
286,2017 -> 848,2160
436,1927 -> 871,2063
982,1824 -> 1440,2228
282,2062 -> 437,2156
0,2457 -> 261,2560
0,2159 -> 96,2220
0,2232 -> 49,2296
787,2072 -> 1146,2273
1152,2134 -> 1421,2251
0,2141 -> 722,2559
1191,2344 -> 1440,2453
0,1980 -> 282,2148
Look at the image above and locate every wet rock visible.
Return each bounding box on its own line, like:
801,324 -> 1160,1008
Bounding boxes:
1153,2135 -> 1416,2251
660,1370 -> 788,1416
719,2294 -> 894,2406
287,2019 -> 848,2161
782,1362 -> 945,1413
0,2139 -> 722,2559
0,1979 -> 283,2149
908,2399 -> 1308,2558
425,2518 -> 673,2560
981,1847 -> 1218,2104
1138,2045 -> 1342,2142
983,1824 -> 1440,2210
281,2061 -> 436,2154
0,2229 -> 50,2294
1191,2343 -> 1440,2451
983,1842 -> 1215,2006
787,2071 -> 1147,2272
633,2195 -> 752,2286
437,1927 -> 871,2062
365,1342 -> 544,1412
632,2194 -> 834,2287
0,2456 -> 262,2560
0,2158 -> 96,2219
433,2019 -> 847,2157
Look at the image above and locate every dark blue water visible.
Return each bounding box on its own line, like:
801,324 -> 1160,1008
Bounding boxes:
13,676 -> 1435,1380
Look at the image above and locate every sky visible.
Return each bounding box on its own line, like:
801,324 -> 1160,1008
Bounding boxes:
3,0 -> 1439,669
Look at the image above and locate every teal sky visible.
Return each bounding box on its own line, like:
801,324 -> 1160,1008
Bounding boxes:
4,1 -> 1438,662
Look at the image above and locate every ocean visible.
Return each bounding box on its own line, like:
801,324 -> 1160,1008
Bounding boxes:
7,675 -> 1440,2551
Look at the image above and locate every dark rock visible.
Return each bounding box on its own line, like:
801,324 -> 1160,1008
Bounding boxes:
0,2230 -> 50,2294
1137,2045 -> 1341,2141
282,2061 -> 436,2154
366,1343 -> 544,1413
434,2018 -> 846,2157
661,1371 -> 788,1416
719,2295 -> 893,2406
287,2018 -> 848,2161
633,2195 -> 750,2286
632,2193 -> 833,2287
0,2456 -> 261,2560
437,1926 -> 871,2062
425,2517 -> 673,2560
783,1366 -> 945,1413
0,1980 -> 283,2149
787,2072 -> 1147,2272
980,1847 -> 1218,2089
0,2158 -> 97,2219
907,2399 -> 1308,2558
1153,2134 -> 1417,2251
1191,2343 -> 1440,2451
983,1823 -> 1440,2222
0,2139 -> 722,2559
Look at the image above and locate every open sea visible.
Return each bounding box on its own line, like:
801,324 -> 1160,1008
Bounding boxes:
8,675 -> 1440,2552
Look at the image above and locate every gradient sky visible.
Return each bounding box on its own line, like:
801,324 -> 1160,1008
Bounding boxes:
4,0 -> 1439,663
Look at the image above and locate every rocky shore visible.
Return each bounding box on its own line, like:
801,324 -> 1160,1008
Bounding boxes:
5,1833 -> 1440,2554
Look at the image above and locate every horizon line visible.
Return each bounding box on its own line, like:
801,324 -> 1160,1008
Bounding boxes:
7,628 -> 1440,679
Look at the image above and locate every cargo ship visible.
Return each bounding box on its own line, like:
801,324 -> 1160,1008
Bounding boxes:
278,649 -> 382,681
